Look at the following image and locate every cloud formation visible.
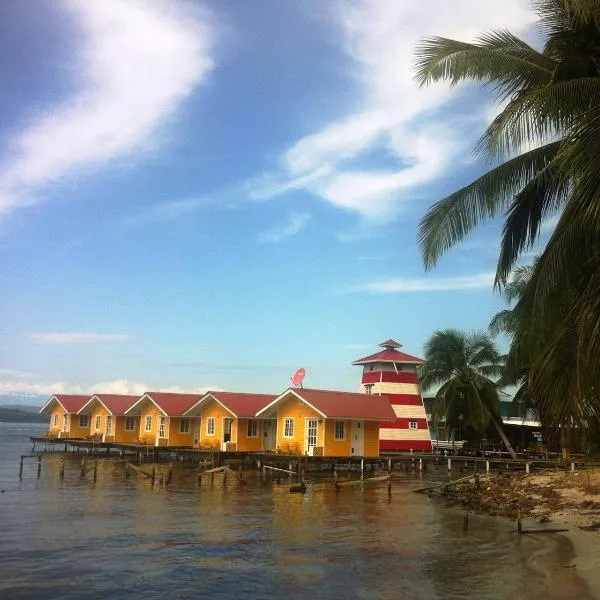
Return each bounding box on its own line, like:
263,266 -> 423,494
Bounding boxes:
27,332 -> 132,345
349,271 -> 495,293
249,0 -> 535,219
0,0 -> 216,214
257,212 -> 311,243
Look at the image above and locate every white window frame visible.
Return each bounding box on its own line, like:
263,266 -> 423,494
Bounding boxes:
124,416 -> 136,431
62,414 -> 69,432
179,418 -> 190,434
158,416 -> 166,439
207,417 -> 215,436
283,417 -> 294,438
306,418 -> 318,448
334,420 -> 345,441
94,415 -> 101,430
53,413 -> 58,426
409,420 -> 419,430
79,415 -> 89,428
145,415 -> 152,432
106,415 -> 113,435
247,419 -> 258,438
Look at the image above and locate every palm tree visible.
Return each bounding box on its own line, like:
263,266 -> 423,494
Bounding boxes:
420,330 -> 518,459
414,0 -> 600,425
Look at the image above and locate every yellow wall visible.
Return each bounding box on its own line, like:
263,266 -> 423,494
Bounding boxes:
48,405 -> 88,438
114,416 -> 139,443
364,420 -> 380,457
276,394 -> 324,454
69,413 -> 92,439
323,419 -> 352,457
237,418 -> 263,452
90,405 -> 110,438
49,406 -> 66,436
168,417 -> 197,447
199,399 -> 236,450
137,400 -> 163,445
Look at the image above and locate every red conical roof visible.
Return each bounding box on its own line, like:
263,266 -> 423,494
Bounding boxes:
352,340 -> 425,365
378,339 -> 402,349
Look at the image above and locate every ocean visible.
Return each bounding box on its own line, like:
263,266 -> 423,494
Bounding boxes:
0,422 -> 591,599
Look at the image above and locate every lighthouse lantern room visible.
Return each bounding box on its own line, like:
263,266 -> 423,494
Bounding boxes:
352,339 -> 433,452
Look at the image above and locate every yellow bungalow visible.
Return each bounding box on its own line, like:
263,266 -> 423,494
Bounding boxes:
183,391 -> 276,452
124,392 -> 202,447
39,394 -> 92,438
255,387 -> 396,457
77,394 -> 140,442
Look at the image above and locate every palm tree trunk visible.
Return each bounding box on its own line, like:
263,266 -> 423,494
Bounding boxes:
490,415 -> 518,459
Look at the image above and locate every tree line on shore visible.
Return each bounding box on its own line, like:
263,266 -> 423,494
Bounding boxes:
414,0 -> 600,456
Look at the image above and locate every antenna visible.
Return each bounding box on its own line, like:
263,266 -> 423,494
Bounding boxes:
291,368 -> 306,389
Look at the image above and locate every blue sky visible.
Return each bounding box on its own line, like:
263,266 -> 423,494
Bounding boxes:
0,0 -> 551,402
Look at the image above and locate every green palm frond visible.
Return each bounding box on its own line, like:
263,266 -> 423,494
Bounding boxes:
419,142 -> 561,268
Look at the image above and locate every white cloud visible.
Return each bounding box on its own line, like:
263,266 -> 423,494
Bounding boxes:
0,369 -> 34,379
249,0 -> 536,220
257,213 -> 311,243
27,332 -> 132,345
0,378 -> 220,397
349,271 -> 495,293
0,0 -> 216,214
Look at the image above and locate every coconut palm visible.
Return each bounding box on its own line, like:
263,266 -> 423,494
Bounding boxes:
420,330 -> 517,458
414,0 -> 600,425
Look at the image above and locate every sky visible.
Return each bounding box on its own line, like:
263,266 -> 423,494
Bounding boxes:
0,0 -> 552,403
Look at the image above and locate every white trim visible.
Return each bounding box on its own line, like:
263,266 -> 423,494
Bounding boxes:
94,415 -> 102,431
179,418 -> 191,434
125,394 -> 167,416
182,393 -> 237,418
106,415 -> 113,435
256,389 -> 327,419
79,414 -> 89,428
78,395 -> 112,416
206,416 -> 216,436
246,419 -> 259,439
144,415 -> 153,432
158,416 -> 167,439
305,417 -> 318,453
334,420 -> 346,441
124,416 -> 137,431
39,395 -> 68,415
53,413 -> 59,427
283,417 -> 294,438
351,358 -> 424,366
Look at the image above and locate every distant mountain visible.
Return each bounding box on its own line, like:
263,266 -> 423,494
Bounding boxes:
0,394 -> 46,408
0,407 -> 46,423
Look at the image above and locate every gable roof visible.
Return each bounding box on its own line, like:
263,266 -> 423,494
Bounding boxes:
124,392 -> 202,417
379,338 -> 402,349
39,394 -> 91,414
78,394 -> 140,416
256,388 -> 396,421
352,348 -> 425,365
184,391 -> 276,418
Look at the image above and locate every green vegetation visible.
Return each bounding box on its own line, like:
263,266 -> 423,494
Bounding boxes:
0,407 -> 46,423
415,0 -> 600,442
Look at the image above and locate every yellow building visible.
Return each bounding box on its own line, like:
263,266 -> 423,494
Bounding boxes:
256,388 -> 396,457
124,392 -> 202,447
77,394 -> 140,442
183,391 -> 276,452
39,395 -> 93,438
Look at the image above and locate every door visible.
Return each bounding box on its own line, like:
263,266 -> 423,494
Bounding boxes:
106,415 -> 112,441
157,416 -> 166,446
263,420 -> 275,451
351,420 -> 364,456
193,419 -> 201,447
223,417 -> 233,451
62,414 -> 69,436
306,418 -> 318,454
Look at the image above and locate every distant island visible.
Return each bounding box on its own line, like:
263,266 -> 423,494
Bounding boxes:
0,405 -> 46,423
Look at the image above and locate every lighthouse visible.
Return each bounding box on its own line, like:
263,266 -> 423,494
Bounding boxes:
352,339 -> 433,452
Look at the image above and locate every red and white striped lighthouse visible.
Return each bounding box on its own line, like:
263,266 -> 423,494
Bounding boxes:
353,339 -> 432,452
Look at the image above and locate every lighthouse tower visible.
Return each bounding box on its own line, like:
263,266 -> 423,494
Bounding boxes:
353,339 -> 432,452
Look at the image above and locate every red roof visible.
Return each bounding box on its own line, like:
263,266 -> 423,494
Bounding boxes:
40,394 -> 91,414
379,338 -> 402,348
259,388 -> 396,421
132,392 -> 203,416
90,394 -> 140,415
352,348 -> 425,365
184,391 -> 276,418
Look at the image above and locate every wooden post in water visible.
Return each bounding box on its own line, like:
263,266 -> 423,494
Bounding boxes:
525,462 -> 530,474
93,461 -> 98,483
571,462 -> 576,473
388,459 -> 392,475
486,460 -> 490,475
19,455 -> 24,479
166,463 -> 173,485
361,459 -> 364,480
125,462 -> 130,479
447,458 -> 452,472
517,512 -> 522,534
151,465 -> 156,487
59,458 -> 65,480
419,458 -> 423,472
80,456 -> 86,478
463,512 -> 469,532
37,455 -> 42,478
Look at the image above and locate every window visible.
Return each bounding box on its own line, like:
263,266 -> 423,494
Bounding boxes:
145,415 -> 152,432
207,417 -> 215,436
125,417 -> 136,431
106,416 -> 113,435
369,365 -> 374,371
334,420 -> 345,440
79,415 -> 89,428
179,418 -> 190,434
95,415 -> 101,430
159,416 -> 166,439
306,418 -> 318,448
283,418 -> 294,438
63,414 -> 69,432
409,420 -> 419,430
53,413 -> 58,426
364,384 -> 373,395
247,420 -> 258,438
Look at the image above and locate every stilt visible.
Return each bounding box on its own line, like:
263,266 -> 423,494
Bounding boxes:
361,459 -> 364,480
517,512 -> 522,534
447,458 -> 452,472
419,458 -> 423,472
463,512 -> 469,532
37,455 -> 42,478
571,462 -> 575,473
166,463 -> 173,485
93,461 -> 98,483
80,456 -> 87,477
59,458 -> 65,480
125,462 -> 130,479
486,460 -> 490,475
19,456 -> 24,479
525,462 -> 530,474
151,465 -> 156,487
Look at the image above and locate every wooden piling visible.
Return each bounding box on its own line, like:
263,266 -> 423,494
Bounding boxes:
80,456 -> 87,477
463,512 -> 469,532
151,465 -> 156,487
571,462 -> 575,473
59,458 -> 65,480
361,459 -> 365,479
93,461 -> 98,483
525,462 -> 530,474
447,458 -> 452,472
166,463 -> 173,485
517,512 -> 522,534
19,456 -> 24,479
37,455 -> 42,478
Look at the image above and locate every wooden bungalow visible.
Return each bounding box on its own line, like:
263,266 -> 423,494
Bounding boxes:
255,388 -> 396,457
183,391 -> 277,452
124,392 -> 202,447
77,394 -> 140,442
39,394 -> 92,438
